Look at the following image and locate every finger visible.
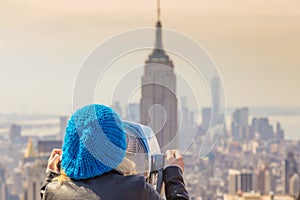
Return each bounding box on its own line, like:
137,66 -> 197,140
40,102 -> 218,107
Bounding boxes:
50,149 -> 62,159
165,150 -> 173,160
174,150 -> 182,159
168,150 -> 180,158
165,150 -> 171,156
165,154 -> 173,163
49,153 -> 60,164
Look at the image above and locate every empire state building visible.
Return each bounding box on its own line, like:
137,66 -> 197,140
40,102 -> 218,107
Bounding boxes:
140,1 -> 178,149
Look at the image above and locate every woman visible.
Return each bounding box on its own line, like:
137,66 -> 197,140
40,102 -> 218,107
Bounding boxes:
40,104 -> 189,200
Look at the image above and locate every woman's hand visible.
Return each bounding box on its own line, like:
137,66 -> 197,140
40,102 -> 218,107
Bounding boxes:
47,149 -> 62,173
164,149 -> 184,173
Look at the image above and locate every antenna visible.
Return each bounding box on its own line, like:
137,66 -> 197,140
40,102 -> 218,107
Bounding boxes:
157,0 -> 161,21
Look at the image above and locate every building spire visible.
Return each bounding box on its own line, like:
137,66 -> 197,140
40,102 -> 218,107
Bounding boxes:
24,138 -> 37,158
155,21 -> 163,50
157,0 -> 161,22
155,0 -> 163,50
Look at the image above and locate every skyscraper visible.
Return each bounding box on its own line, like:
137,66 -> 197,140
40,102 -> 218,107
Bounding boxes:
24,160 -> 47,200
289,173 -> 300,196
9,124 -> 21,140
276,122 -> 285,140
284,152 -> 298,194
228,169 -> 253,194
256,164 -> 272,194
140,0 -> 177,149
233,107 -> 249,127
211,76 -> 221,125
231,107 -> 249,141
59,116 -> 68,140
251,118 -> 274,140
126,103 -> 140,123
22,139 -> 63,200
201,107 -> 211,133
112,101 -> 123,118
0,165 -> 7,200
240,169 -> 253,193
228,169 -> 241,194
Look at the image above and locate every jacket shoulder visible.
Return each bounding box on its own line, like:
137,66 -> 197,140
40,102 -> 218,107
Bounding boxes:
44,181 -> 101,200
120,175 -> 162,200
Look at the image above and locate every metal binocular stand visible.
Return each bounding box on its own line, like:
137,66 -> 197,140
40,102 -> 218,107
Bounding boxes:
123,121 -> 165,195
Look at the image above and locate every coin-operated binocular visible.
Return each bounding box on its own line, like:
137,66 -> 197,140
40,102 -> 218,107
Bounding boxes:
117,121 -> 165,195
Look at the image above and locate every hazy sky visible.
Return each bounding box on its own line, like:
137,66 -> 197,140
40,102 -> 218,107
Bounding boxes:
0,0 -> 299,114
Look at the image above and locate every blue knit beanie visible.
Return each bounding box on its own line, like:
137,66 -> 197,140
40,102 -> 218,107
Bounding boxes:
61,104 -> 127,180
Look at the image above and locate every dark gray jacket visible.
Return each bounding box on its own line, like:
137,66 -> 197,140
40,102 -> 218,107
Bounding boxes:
40,166 -> 189,200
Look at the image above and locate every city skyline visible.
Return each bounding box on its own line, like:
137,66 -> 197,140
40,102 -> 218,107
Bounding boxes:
1,0 -> 300,114
1,2 -> 300,198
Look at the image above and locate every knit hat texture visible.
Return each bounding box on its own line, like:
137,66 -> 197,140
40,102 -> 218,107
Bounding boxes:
61,104 -> 126,180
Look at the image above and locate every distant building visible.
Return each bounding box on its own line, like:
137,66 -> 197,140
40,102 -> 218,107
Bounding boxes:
201,107 -> 211,133
59,116 -> 68,140
256,164 -> 272,194
284,152 -> 298,194
140,7 -> 177,149
23,160 -> 47,200
240,169 -> 253,193
112,101 -> 123,118
125,103 -> 140,123
0,165 -> 7,200
228,169 -> 253,194
9,124 -> 21,140
231,108 -> 249,141
251,118 -> 274,140
180,97 -> 194,126
276,122 -> 285,140
289,173 -> 300,196
22,139 -> 62,200
233,108 -> 249,127
10,171 -> 23,200
228,169 -> 241,194
24,138 -> 37,162
223,193 -> 295,200
37,140 -> 62,157
211,76 -> 222,125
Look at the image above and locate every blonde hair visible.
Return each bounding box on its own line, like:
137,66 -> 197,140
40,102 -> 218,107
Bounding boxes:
52,157 -> 137,184
52,170 -> 70,184
115,157 -> 137,176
